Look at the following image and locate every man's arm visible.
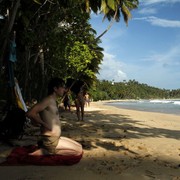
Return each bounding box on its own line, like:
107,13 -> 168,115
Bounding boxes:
26,98 -> 51,130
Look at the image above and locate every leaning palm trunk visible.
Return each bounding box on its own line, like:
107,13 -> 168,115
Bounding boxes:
96,8 -> 118,40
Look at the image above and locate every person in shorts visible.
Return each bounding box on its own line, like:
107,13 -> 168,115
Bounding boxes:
26,77 -> 82,156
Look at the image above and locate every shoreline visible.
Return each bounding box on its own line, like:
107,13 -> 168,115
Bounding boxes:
0,102 -> 180,180
98,99 -> 180,116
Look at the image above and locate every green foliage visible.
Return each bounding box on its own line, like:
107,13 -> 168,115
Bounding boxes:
90,79 -> 180,101
0,0 -> 139,102
65,41 -> 95,79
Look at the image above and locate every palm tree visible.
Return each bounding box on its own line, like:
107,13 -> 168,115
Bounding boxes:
0,0 -> 139,71
93,0 -> 139,40
0,0 -> 139,101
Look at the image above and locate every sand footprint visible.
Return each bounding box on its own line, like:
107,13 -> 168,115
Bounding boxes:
145,170 -> 156,179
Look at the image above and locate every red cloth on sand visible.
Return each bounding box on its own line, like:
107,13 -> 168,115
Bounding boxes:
0,145 -> 83,166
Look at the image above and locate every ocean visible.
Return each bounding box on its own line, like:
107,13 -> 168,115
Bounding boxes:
106,99 -> 180,116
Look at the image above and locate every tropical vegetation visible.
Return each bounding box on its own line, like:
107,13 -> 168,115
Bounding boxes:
89,79 -> 180,101
0,0 -> 139,103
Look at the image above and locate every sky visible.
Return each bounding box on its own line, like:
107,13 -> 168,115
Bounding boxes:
89,0 -> 180,90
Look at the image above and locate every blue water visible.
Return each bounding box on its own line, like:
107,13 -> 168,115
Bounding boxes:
106,99 -> 180,116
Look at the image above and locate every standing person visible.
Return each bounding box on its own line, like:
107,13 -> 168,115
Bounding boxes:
63,92 -> 71,111
74,88 -> 85,121
84,92 -> 90,107
26,77 -> 82,156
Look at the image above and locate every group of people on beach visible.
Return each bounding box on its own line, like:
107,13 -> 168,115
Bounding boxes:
26,77 -> 91,157
63,88 -> 90,121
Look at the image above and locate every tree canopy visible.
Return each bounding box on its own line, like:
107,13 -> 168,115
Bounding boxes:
0,0 -> 139,102
90,79 -> 180,101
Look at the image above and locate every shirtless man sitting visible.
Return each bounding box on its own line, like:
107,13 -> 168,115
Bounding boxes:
26,77 -> 82,156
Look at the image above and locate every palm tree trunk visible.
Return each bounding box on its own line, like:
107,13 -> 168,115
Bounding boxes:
95,7 -> 118,40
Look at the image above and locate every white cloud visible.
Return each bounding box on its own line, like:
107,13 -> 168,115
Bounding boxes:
138,7 -> 157,15
139,0 -> 180,5
142,44 -> 180,67
122,58 -> 180,89
96,49 -> 180,89
97,52 -> 128,82
134,16 -> 180,28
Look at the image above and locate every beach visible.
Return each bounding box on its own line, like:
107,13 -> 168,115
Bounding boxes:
0,101 -> 180,180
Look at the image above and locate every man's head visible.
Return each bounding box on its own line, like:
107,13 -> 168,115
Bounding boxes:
48,77 -> 65,95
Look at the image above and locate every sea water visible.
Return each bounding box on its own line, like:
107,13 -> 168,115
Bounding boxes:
106,99 -> 180,116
